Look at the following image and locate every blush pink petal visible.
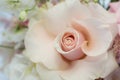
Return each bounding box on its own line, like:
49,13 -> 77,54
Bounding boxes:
43,0 -> 91,36
35,52 -> 118,80
57,52 -> 118,80
116,9 -> 120,23
109,1 -> 120,36
71,19 -> 112,56
88,3 -> 116,24
61,32 -> 76,51
25,21 -> 69,70
55,28 -> 85,61
109,2 -> 120,13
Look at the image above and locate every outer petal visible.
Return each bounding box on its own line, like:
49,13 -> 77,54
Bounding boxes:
109,2 -> 120,13
71,19 -> 112,56
88,3 -> 118,38
58,52 -> 118,80
88,3 -> 116,23
25,21 -> 69,70
43,0 -> 91,36
35,52 -> 118,80
109,1 -> 120,36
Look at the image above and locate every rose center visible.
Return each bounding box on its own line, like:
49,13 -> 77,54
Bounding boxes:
64,35 -> 74,46
56,29 -> 86,61
61,33 -> 76,51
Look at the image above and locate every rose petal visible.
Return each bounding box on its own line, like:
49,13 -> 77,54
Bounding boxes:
109,2 -> 120,13
58,52 -> 118,80
88,3 -> 118,39
25,21 -> 69,70
88,3 -> 116,24
71,19 -> 112,56
35,52 -> 118,80
109,1 -> 120,36
43,0 -> 91,36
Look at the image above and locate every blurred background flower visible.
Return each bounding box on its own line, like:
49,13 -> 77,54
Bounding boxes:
0,11 -> 27,80
0,0 -> 36,17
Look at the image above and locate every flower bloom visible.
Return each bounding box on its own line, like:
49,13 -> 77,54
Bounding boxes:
55,28 -> 85,60
24,0 -> 118,80
109,1 -> 120,35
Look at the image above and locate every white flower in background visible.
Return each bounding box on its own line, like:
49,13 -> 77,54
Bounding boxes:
4,54 -> 40,80
0,72 -> 8,80
0,47 -> 14,80
0,12 -> 27,47
0,0 -> 36,17
0,11 -> 27,80
0,47 -> 14,70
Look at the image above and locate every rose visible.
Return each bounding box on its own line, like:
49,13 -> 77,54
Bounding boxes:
24,0 -> 118,80
109,1 -> 120,35
55,28 -> 85,60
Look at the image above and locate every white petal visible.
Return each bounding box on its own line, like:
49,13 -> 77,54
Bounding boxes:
43,0 -> 91,36
25,22 -> 69,70
4,54 -> 39,80
0,47 -> 14,70
58,52 -> 118,80
88,3 -> 116,24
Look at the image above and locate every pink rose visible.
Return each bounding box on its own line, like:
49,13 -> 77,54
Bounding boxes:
25,0 -> 118,80
109,1 -> 120,35
55,28 -> 85,61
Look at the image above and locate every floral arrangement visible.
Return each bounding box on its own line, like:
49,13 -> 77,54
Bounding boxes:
0,0 -> 120,80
